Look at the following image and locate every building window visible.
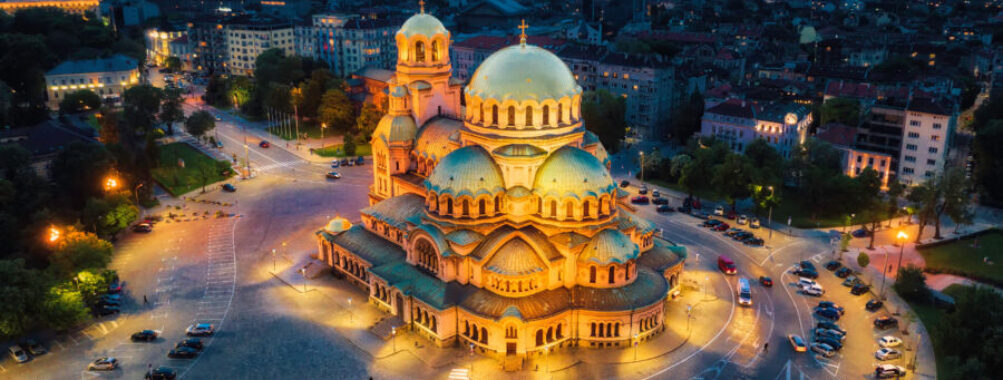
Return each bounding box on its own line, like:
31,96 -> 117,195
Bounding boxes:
542,106 -> 549,125
507,106 -> 515,126
907,132 -> 920,138
931,135 -> 940,141
903,167 -> 915,174
909,120 -> 920,127
904,156 -> 916,162
927,159 -> 936,165
589,266 -> 596,283
933,123 -> 942,129
928,147 -> 938,154
906,144 -> 918,151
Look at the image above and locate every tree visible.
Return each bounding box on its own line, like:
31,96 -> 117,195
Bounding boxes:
819,97 -> 861,127
935,167 -> 970,239
121,84 -> 162,136
317,88 -> 354,132
933,285 -> 1003,379
893,265 -> 929,302
972,120 -> 1003,203
96,108 -> 120,144
184,110 -> 216,141
343,135 -> 357,157
159,87 -> 185,135
297,69 -> 337,119
0,259 -> 45,337
49,142 -> 115,209
582,89 -> 627,153
857,251 -> 870,269
163,56 -> 181,72
712,153 -> 754,211
886,180 -> 906,227
907,178 -> 939,243
40,285 -> 90,331
744,138 -> 784,185
203,75 -> 230,107
669,92 -> 704,142
83,193 -> 138,237
49,227 -> 114,276
197,164 -> 213,193
58,89 -> 101,113
356,102 -> 383,137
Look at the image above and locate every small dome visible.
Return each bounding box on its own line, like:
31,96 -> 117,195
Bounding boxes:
466,44 -> 581,103
324,216 -> 352,234
426,146 -> 504,197
484,238 -> 545,276
493,144 -> 546,158
579,229 -> 639,265
534,146 -> 615,199
398,13 -> 448,38
374,114 -> 417,143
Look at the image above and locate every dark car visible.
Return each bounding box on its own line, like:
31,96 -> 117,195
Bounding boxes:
258,140 -> 270,148
834,267 -> 852,278
340,158 -> 350,166
677,206 -> 692,213
108,277 -> 122,293
816,321 -> 846,334
825,261 -> 842,271
794,268 -> 819,279
874,316 -> 898,329
725,210 -> 737,219
97,298 -> 121,307
702,220 -> 722,228
326,172 -> 341,179
817,301 -> 845,315
355,156 -> 365,165
132,223 -> 153,233
744,237 -> 765,246
653,197 -> 669,205
620,180 -> 630,188
851,283 -> 871,295
176,338 -> 204,351
799,261 -> 817,272
167,346 -> 198,359
815,336 -> 842,351
732,231 -> 754,240
96,305 -> 120,316
851,228 -> 871,238
759,276 -> 773,287
146,366 -> 177,380
21,339 -> 47,356
656,204 -> 673,213
221,183 -> 236,192
713,223 -> 731,231
631,196 -> 649,204
131,330 -> 158,342
652,190 -> 660,198
866,299 -> 884,311
814,307 -> 842,321
330,160 -> 340,168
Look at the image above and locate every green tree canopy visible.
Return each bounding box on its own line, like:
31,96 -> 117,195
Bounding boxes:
318,88 -> 354,132
49,227 -> 114,276
0,259 -> 45,338
712,153 -> 754,211
122,84 -> 163,136
972,120 -> 1003,203
185,110 -> 216,140
50,142 -> 115,210
159,87 -> 185,135
893,265 -> 929,302
356,102 -> 383,137
820,97 -> 861,127
582,90 -> 627,153
58,89 -> 101,113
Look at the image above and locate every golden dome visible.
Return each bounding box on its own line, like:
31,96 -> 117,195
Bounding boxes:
534,146 -> 615,199
578,229 -> 639,265
374,114 -> 417,144
465,44 -> 581,102
324,216 -> 352,234
398,13 -> 448,38
426,146 -> 504,197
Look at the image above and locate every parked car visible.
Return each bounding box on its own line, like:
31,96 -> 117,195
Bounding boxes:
108,278 -> 122,293
725,210 -> 737,219
813,328 -> 846,340
131,330 -> 159,342
146,366 -> 177,380
21,339 -> 46,356
875,348 -> 902,361
744,237 -> 765,246
221,183 -> 236,192
801,284 -> 824,297
340,158 -> 350,166
714,205 -> 725,216
815,307 -> 841,321
8,345 -> 29,363
851,283 -> 871,295
96,305 -> 120,316
759,276 -> 773,287
101,293 -> 121,302
851,228 -> 871,238
656,204 -> 673,213
677,206 -> 692,213
702,220 -> 722,228
866,299 -> 884,311
794,268 -> 819,279
749,218 -> 761,228
788,334 -> 807,352
651,190 -> 660,198
875,364 -> 907,378
799,261 -> 817,272
258,140 -> 270,148
878,336 -> 903,348
815,336 -> 842,351
712,223 -> 730,231
652,197 -> 669,205
816,321 -> 846,334
326,172 -> 341,179
133,223 -> 153,233
355,156 -> 365,165
167,346 -> 199,359
811,342 -> 836,358
97,298 -> 121,307
176,338 -> 204,351
874,316 -> 898,329
798,278 -> 818,288
835,267 -> 852,278
330,160 -> 340,168
842,275 -> 861,287
88,357 -> 118,371
630,196 -> 649,204
638,185 -> 648,195
825,261 -> 842,271
620,180 -> 630,188
737,215 -> 748,225
186,323 -> 215,337
817,301 -> 845,315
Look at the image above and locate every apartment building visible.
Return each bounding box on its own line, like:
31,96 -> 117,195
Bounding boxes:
816,122 -> 894,190
596,53 -> 682,138
699,99 -> 811,159
224,16 -> 295,76
188,17 -> 230,75
145,26 -> 187,67
45,54 -> 139,109
312,14 -> 398,77
897,98 -> 957,185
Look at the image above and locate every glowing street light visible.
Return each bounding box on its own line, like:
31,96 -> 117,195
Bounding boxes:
48,226 -> 61,243
104,176 -> 120,191
880,231 -> 909,299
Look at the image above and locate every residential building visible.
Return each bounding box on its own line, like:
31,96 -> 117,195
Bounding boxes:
0,0 -> 98,14
145,26 -> 187,67
597,53 -> 680,138
452,35 -> 565,82
294,22 -> 317,60
898,98 -> 957,185
224,15 -> 295,76
312,14 -> 399,77
188,16 -> 231,75
455,0 -> 530,32
699,99 -> 811,159
45,54 -> 139,109
816,122 -> 894,190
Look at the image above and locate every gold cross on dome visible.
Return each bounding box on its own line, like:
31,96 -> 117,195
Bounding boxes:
419,0 -> 425,13
518,19 -> 528,45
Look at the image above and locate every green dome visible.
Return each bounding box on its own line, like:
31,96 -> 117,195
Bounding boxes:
578,229 -> 639,265
533,146 -> 615,199
466,44 -> 581,102
398,13 -> 448,38
426,146 -> 504,197
374,114 -> 417,143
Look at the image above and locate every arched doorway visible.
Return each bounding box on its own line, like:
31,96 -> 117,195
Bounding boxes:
395,293 -> 405,318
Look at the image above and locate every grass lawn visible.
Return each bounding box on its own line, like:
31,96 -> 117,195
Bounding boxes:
265,120 -> 336,140
86,114 -> 100,131
315,143 -> 372,158
151,143 -> 234,196
902,284 -> 967,380
917,230 -> 1003,284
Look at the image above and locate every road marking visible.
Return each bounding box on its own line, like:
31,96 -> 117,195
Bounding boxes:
774,360 -> 810,380
760,240 -> 805,266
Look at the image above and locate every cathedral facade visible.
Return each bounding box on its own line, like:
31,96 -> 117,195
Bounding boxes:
315,10 -> 686,364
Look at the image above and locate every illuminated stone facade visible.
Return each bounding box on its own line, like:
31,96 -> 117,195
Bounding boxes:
316,10 -> 685,366
0,0 -> 98,15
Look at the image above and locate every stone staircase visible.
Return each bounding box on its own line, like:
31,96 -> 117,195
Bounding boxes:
502,354 -> 523,371
369,315 -> 404,340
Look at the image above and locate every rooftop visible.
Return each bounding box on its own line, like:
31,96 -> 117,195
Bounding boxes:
47,54 -> 137,76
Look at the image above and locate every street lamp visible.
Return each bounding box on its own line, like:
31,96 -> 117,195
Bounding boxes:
639,151 -> 645,186
48,226 -> 61,244
299,268 -> 307,292
766,186 -> 775,241
880,231 -> 908,300
104,176 -> 120,192
633,334 -> 639,362
348,297 -> 353,323
271,248 -> 276,272
391,327 -> 397,353
895,231 -> 908,279
319,123 -> 327,149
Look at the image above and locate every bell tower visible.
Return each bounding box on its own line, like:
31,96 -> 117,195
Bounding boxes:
394,6 -> 462,126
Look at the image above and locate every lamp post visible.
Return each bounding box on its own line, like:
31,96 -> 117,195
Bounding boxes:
391,327 -> 397,353
134,183 -> 144,218
766,186 -> 775,241
271,249 -> 276,272
895,231 -> 908,280
48,226 -> 61,244
639,151 -> 645,187
319,123 -> 327,149
299,268 -> 307,292
544,346 -> 549,376
348,297 -> 353,323
633,334 -> 639,362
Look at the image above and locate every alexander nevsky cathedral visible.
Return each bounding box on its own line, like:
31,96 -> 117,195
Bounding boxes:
315,8 -> 686,366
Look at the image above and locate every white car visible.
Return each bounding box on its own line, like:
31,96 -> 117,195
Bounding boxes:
875,348 -> 902,361
88,357 -> 118,370
810,342 -> 836,357
750,218 -> 761,228
714,205 -> 725,216
7,345 -> 28,363
875,364 -> 907,378
186,323 -> 216,336
798,277 -> 818,288
878,335 -> 903,348
737,215 -> 748,225
801,284 -> 824,297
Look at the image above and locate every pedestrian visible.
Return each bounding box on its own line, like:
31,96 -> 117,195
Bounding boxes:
143,295 -> 148,305
764,342 -> 769,352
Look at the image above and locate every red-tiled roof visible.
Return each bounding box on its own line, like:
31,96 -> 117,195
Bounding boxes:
825,81 -> 878,99
816,123 -> 857,147
706,98 -> 757,119
453,35 -> 565,51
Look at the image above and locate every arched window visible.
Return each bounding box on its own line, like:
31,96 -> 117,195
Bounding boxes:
542,105 -> 549,125
625,262 -> 631,281
471,325 -> 479,341
557,103 -> 563,123
606,323 -> 612,337
589,266 -> 596,283
479,104 -> 484,123
480,327 -> 488,344
462,199 -> 469,217
556,324 -> 563,339
415,41 -> 426,62
614,323 -> 620,337
495,195 -> 502,213
465,321 -> 470,335
478,199 -> 486,215
583,200 -> 591,218
536,330 -> 544,346
525,105 -> 533,126
507,106 -> 515,126
608,266 -> 615,284
590,323 -> 596,337
492,105 -> 499,125
431,40 -> 440,62
446,197 -> 453,214
546,327 -> 553,342
565,201 -> 574,219
431,316 -> 437,332
549,200 -> 557,217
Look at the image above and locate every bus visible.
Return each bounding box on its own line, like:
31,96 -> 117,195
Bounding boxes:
738,278 -> 752,306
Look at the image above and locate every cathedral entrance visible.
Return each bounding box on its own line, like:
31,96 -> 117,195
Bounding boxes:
506,342 -> 516,355
395,293 -> 405,317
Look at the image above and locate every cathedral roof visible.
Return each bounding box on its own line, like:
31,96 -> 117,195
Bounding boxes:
636,239 -> 686,272
533,146 -> 616,199
318,225 -> 404,266
465,44 -> 581,103
578,229 -> 639,265
471,225 -> 562,263
323,216 -> 352,234
374,114 -> 418,144
361,193 -> 426,230
483,238 -> 546,276
426,145 -> 504,197
397,13 -> 448,38
414,117 -> 461,161
492,144 -> 546,158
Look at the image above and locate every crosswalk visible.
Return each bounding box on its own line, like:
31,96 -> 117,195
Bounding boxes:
447,368 -> 470,380
194,219 -> 237,324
